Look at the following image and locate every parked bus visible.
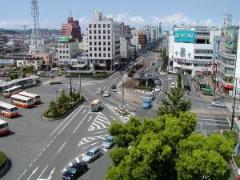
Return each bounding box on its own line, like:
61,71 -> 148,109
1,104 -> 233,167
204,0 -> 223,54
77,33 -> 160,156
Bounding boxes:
11,94 -> 34,108
0,101 -> 18,118
3,85 -> 22,98
0,119 -> 9,136
19,91 -> 41,105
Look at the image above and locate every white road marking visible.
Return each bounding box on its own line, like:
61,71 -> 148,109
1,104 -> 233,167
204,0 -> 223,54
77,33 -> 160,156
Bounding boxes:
47,167 -> 56,180
226,117 -> 231,126
28,163 -> 33,168
26,166 -> 39,180
93,130 -> 107,134
42,148 -> 46,152
57,107 -> 85,136
199,118 -> 229,123
72,111 -> 91,133
17,169 -> 28,180
76,157 -> 80,163
57,141 -> 67,154
80,142 -> 98,150
87,115 -> 93,122
197,122 -> 230,127
110,115 -> 116,120
33,158 -> 38,162
78,137 -> 96,146
49,107 -> 82,137
38,165 -> 48,178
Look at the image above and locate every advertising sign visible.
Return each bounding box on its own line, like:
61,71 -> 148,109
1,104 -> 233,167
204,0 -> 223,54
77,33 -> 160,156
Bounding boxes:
225,26 -> 238,50
58,35 -> 71,43
174,30 -> 196,43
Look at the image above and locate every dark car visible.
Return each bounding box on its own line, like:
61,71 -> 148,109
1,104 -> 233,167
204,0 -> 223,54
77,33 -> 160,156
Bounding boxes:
62,162 -> 88,180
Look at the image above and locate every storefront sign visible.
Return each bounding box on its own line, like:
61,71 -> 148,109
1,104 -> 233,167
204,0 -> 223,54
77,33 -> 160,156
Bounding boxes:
174,30 -> 196,43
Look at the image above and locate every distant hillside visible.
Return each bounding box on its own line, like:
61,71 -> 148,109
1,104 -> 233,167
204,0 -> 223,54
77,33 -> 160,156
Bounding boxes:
0,28 -> 59,34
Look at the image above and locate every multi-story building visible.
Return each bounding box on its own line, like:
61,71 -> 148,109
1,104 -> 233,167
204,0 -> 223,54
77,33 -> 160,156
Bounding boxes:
215,26 -> 239,95
60,16 -> 81,42
168,26 -> 221,76
0,33 -> 6,54
138,32 -> 147,49
87,11 -> 120,71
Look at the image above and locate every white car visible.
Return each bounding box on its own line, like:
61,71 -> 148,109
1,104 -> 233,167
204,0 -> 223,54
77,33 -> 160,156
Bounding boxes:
155,86 -> 161,92
103,91 -> 110,97
211,101 -> 226,108
170,82 -> 176,88
168,76 -> 173,81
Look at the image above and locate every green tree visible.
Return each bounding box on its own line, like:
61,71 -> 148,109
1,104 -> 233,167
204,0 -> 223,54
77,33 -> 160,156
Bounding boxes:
110,147 -> 129,166
160,48 -> 169,72
57,91 -> 70,113
176,73 -> 182,89
177,133 -> 233,180
158,88 -> 191,117
48,100 -> 59,117
10,72 -> 18,80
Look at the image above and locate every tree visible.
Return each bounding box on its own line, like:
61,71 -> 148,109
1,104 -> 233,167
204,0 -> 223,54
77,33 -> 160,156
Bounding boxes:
57,90 -> 70,113
176,133 -> 234,180
106,112 -> 197,180
10,73 -> 18,80
48,100 -> 59,117
158,87 -> 191,117
176,73 -> 182,89
160,48 -> 169,72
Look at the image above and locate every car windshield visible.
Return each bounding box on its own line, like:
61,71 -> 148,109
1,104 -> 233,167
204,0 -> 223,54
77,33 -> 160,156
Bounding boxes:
105,138 -> 112,143
86,151 -> 93,156
68,167 -> 77,174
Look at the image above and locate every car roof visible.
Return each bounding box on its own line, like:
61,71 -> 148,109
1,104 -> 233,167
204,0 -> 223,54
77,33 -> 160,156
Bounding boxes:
71,162 -> 86,168
88,146 -> 100,152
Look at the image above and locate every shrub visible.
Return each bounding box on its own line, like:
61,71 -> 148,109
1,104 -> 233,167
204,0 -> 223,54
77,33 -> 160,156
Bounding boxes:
0,151 -> 7,168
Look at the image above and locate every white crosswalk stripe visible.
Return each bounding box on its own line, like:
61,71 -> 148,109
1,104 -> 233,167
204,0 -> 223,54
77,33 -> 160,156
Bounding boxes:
104,103 -> 131,123
88,113 -> 110,131
78,137 -> 96,146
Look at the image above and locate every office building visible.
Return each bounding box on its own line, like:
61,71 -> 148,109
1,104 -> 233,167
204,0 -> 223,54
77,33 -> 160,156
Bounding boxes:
87,11 -> 120,71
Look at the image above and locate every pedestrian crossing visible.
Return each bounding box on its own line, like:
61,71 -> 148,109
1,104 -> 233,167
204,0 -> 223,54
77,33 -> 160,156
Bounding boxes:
104,103 -> 132,123
88,113 -> 111,131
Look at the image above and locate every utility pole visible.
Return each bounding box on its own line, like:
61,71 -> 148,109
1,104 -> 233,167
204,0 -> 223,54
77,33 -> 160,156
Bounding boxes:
79,73 -> 81,99
69,73 -> 72,97
121,76 -> 124,113
231,78 -> 237,130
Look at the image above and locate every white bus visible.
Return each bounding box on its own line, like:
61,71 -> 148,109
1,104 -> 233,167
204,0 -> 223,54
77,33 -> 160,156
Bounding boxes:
0,101 -> 18,118
19,91 -> 41,105
3,85 -> 22,98
0,119 -> 9,136
11,94 -> 34,108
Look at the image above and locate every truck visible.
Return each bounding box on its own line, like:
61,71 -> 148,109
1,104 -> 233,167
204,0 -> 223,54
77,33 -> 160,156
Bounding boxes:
143,97 -> 152,109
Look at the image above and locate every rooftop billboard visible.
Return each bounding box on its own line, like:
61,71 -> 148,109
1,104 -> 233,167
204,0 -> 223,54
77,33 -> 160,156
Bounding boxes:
174,30 -> 196,43
58,35 -> 71,43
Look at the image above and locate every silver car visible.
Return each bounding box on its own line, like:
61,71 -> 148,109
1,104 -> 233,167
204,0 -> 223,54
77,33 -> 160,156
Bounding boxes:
211,101 -> 226,108
102,135 -> 114,149
82,147 -> 101,163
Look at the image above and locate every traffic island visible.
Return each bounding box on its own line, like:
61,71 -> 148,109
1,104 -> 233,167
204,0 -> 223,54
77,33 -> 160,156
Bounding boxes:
43,91 -> 85,121
0,151 -> 11,178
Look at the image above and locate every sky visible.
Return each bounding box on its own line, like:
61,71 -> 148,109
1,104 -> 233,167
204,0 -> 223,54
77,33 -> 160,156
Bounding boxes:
0,0 -> 239,30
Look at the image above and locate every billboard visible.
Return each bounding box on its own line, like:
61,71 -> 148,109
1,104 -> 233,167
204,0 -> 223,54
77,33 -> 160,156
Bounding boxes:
174,30 -> 196,43
225,26 -> 238,50
58,35 -> 71,43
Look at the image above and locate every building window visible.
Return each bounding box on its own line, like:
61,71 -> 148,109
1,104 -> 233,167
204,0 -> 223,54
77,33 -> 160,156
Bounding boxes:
103,53 -> 106,57
107,30 -> 110,34
108,53 -> 111,57
103,36 -> 106,40
98,30 -> 101,34
98,42 -> 101,45
103,47 -> 106,51
94,24 -> 96,28
60,50 -> 62,53
108,36 -> 111,40
108,47 -> 111,51
90,53 -> 92,57
94,36 -> 97,40
89,24 -> 92,28
66,51 -> 69,54
98,24 -> 101,28
108,42 -> 111,45
98,36 -> 101,39
103,30 -> 106,34
94,42 -> 97,45
100,60 -> 104,63
90,47 -> 92,51
99,47 -> 101,51
94,47 -> 97,51
89,30 -> 92,34
94,30 -> 96,34
94,53 -> 97,57
103,42 -> 106,45
89,36 -> 92,40
103,24 -> 106,28
89,42 -> 92,45
107,24 -> 110,28
99,53 -> 101,57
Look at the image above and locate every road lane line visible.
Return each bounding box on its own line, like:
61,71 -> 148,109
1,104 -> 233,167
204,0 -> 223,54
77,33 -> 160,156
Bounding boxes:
17,169 -> 28,180
57,107 -> 84,136
28,163 -> 33,168
47,167 -> 56,180
226,117 -> 231,126
80,142 -> 98,150
87,115 -> 93,122
33,158 -> 38,162
42,148 -> 46,152
57,141 -> 67,154
93,130 -> 107,134
38,165 -> 48,178
72,111 -> 91,133
49,107 -> 82,137
26,166 -> 39,180
198,118 -> 229,123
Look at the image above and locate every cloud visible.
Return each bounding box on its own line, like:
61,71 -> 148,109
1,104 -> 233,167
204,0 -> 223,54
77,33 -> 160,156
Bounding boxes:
151,12 -> 213,26
0,20 -> 31,29
129,16 -> 145,24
